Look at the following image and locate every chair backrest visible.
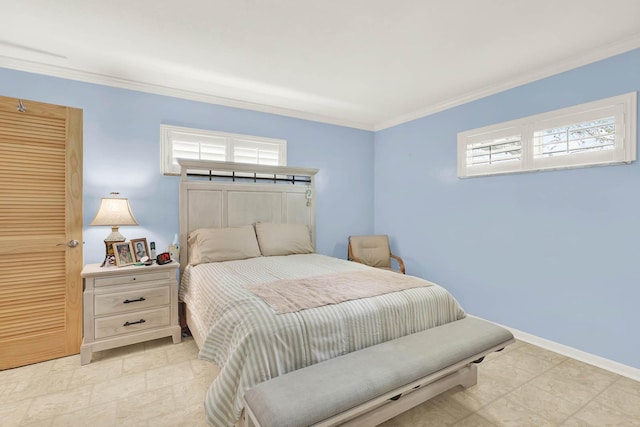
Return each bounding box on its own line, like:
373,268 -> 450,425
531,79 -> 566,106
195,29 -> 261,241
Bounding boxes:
348,235 -> 391,268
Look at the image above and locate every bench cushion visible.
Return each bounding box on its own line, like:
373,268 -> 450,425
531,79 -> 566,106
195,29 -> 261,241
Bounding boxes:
244,317 -> 513,427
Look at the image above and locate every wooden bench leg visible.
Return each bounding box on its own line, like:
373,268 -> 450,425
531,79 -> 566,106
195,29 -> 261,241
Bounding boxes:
460,363 -> 478,388
338,364 -> 480,427
243,406 -> 258,427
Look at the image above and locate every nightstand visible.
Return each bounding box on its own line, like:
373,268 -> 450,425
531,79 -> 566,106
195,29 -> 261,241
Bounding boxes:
80,262 -> 181,365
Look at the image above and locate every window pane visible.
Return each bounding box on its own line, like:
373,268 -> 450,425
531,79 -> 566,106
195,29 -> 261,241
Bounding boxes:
233,140 -> 281,165
467,136 -> 521,166
534,117 -> 615,158
200,143 -> 226,161
172,140 -> 201,167
173,140 -> 226,165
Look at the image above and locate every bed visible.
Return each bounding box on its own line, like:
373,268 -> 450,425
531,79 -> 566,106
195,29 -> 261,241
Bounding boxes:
177,160 -> 466,427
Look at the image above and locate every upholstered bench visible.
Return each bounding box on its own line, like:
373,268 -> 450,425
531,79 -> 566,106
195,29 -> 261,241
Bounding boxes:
243,317 -> 514,427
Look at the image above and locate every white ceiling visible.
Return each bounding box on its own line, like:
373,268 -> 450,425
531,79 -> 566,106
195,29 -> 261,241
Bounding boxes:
2,1 -> 640,130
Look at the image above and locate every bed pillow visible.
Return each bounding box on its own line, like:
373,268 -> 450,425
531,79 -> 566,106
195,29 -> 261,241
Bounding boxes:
255,222 -> 314,256
188,225 -> 261,265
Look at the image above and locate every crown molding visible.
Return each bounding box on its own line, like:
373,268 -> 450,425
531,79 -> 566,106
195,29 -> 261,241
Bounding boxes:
2,32 -> 638,134
0,55 -> 374,131
374,33 -> 640,131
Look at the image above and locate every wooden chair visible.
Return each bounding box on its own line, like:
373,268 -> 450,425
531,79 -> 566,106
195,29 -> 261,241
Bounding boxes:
348,235 -> 405,274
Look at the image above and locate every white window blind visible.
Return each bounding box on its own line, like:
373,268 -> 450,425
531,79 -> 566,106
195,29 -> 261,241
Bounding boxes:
233,139 -> 281,165
463,126 -> 523,176
160,125 -> 286,175
457,92 -> 636,178
468,136 -> 522,166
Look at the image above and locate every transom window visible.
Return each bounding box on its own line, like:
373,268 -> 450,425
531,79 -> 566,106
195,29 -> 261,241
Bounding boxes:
457,92 -> 636,178
160,125 -> 287,175
533,117 -> 615,158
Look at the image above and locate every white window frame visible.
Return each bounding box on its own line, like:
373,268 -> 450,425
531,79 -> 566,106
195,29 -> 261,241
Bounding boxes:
457,92 -> 637,178
160,125 -> 287,175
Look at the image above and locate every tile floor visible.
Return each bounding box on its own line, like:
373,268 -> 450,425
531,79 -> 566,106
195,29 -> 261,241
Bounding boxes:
1,337 -> 639,426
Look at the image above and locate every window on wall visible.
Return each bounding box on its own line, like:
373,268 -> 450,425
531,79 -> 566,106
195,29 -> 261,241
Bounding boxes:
160,125 -> 287,175
457,92 -> 637,178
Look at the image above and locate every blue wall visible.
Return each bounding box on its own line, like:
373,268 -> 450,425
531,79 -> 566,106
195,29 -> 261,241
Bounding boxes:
3,48 -> 639,369
0,68 -> 375,263
374,48 -> 640,369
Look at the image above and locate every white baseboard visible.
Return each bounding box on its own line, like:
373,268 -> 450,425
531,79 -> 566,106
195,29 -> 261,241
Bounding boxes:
468,314 -> 640,382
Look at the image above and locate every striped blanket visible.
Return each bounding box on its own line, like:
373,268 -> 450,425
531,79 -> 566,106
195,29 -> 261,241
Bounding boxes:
179,254 -> 465,427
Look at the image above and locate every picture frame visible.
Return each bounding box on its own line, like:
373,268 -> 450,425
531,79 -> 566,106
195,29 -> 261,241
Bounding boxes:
113,241 -> 135,267
130,238 -> 150,262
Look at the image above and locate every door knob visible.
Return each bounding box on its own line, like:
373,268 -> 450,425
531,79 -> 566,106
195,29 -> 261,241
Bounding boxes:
57,240 -> 80,248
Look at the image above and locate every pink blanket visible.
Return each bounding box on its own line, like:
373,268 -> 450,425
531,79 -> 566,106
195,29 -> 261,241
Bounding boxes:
246,269 -> 433,314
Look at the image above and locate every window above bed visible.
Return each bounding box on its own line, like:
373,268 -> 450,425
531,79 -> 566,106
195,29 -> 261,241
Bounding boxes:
161,125 -> 287,175
457,92 -> 637,178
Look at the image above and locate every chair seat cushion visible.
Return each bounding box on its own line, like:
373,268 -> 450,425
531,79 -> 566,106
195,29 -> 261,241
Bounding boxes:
350,235 -> 391,268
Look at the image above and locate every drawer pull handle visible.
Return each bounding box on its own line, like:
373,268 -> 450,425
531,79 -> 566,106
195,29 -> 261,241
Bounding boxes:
123,297 -> 146,304
123,319 -> 146,327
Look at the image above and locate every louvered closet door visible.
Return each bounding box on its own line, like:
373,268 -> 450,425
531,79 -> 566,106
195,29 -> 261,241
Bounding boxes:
0,96 -> 83,370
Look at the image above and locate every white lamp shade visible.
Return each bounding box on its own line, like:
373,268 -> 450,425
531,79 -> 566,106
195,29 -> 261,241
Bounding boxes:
90,197 -> 139,227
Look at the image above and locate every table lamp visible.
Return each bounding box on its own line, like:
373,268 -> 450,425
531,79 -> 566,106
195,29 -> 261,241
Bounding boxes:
90,192 -> 139,266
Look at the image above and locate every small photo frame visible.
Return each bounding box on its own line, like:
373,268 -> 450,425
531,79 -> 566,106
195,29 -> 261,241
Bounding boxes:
131,238 -> 150,262
113,241 -> 135,267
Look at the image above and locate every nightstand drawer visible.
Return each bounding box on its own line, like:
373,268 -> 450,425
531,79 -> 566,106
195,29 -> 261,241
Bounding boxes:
94,307 -> 171,339
94,271 -> 171,287
94,286 -> 170,316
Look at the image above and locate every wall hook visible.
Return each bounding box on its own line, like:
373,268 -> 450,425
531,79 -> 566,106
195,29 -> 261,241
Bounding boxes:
17,99 -> 26,112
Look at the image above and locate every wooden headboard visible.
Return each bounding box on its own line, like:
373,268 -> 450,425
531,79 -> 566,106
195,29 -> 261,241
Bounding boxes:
178,159 -> 319,272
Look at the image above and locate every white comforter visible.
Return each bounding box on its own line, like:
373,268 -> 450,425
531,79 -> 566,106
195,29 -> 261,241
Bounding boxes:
179,254 -> 465,427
